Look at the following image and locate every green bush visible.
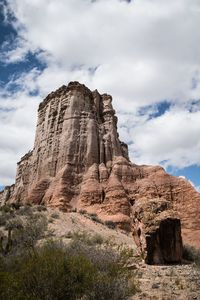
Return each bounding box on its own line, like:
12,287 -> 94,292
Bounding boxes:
0,242 -> 95,300
0,236 -> 138,300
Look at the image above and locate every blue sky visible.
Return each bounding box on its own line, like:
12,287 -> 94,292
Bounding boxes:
0,0 -> 199,191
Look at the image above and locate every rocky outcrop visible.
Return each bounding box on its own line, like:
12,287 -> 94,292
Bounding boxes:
10,82 -> 128,208
131,198 -> 182,264
131,165 -> 200,250
0,185 -> 15,206
1,81 -> 200,263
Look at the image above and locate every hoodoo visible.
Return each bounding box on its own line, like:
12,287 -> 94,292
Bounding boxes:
1,81 -> 200,263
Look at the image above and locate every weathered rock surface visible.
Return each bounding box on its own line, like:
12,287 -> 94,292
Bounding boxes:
0,81 -> 200,262
131,198 -> 182,264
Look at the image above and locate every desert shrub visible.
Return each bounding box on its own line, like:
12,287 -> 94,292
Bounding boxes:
10,203 -> 21,210
88,213 -> 97,218
69,231 -> 105,246
0,214 -> 48,256
89,214 -> 103,224
71,208 -> 77,212
36,205 -> 47,212
70,231 -> 91,243
50,212 -> 60,219
0,234 -> 138,300
0,209 -> 16,228
0,204 -> 12,213
182,244 -> 200,266
0,213 -> 7,227
12,214 -> 48,252
104,220 -> 116,229
79,209 -> 87,214
48,217 -> 54,223
17,205 -> 33,216
68,239 -> 118,273
90,234 -> 104,245
67,239 -> 138,299
5,218 -> 23,231
122,222 -> 131,233
0,242 -> 95,300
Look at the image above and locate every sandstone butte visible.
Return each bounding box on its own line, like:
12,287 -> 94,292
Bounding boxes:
0,81 -> 200,264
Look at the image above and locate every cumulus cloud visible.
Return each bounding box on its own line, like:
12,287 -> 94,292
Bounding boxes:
0,87 -> 40,185
2,0 -> 200,106
122,106 -> 200,168
0,0 -> 200,184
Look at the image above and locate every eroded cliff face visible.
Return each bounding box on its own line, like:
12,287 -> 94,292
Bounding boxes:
11,82 -> 128,208
1,81 -> 200,263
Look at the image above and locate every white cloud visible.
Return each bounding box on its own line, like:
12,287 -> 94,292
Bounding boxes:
121,106 -> 200,168
3,0 -> 200,107
0,0 -> 200,184
0,88 -> 40,185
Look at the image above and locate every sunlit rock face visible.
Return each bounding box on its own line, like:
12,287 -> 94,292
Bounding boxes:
1,81 -> 200,263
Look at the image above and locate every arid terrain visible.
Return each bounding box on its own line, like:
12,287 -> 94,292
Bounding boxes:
45,209 -> 200,300
1,82 -> 200,265
48,209 -> 200,300
1,204 -> 199,299
0,82 -> 200,299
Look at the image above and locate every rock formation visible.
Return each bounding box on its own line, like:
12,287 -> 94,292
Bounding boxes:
1,81 -> 200,263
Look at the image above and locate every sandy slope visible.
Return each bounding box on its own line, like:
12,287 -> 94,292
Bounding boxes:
47,209 -> 136,248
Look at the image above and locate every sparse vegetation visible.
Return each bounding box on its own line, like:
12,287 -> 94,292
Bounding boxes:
68,231 -> 105,246
105,220 -> 116,229
122,222 -> 131,233
182,244 -> 200,266
35,204 -> 47,212
0,204 -> 13,213
88,213 -> 103,224
17,205 -> 33,216
0,204 -> 48,256
0,217 -> 138,300
79,209 -> 87,214
71,208 -> 77,212
50,212 -> 60,219
78,210 -> 104,224
0,204 -> 139,299
0,212 -> 7,226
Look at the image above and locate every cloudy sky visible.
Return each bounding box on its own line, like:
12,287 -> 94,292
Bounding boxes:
0,0 -> 200,190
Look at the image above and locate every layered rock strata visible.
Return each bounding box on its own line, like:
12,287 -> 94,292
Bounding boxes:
1,81 -> 200,262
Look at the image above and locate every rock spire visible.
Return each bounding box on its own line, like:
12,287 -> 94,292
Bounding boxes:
1,81 -> 200,263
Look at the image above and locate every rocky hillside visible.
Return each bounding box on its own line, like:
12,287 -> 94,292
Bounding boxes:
1,81 -> 200,263
0,204 -> 199,299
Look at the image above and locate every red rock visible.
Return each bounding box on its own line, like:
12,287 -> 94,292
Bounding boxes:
1,81 -> 200,263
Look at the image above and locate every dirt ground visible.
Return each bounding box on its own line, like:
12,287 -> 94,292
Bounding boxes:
48,209 -> 200,300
